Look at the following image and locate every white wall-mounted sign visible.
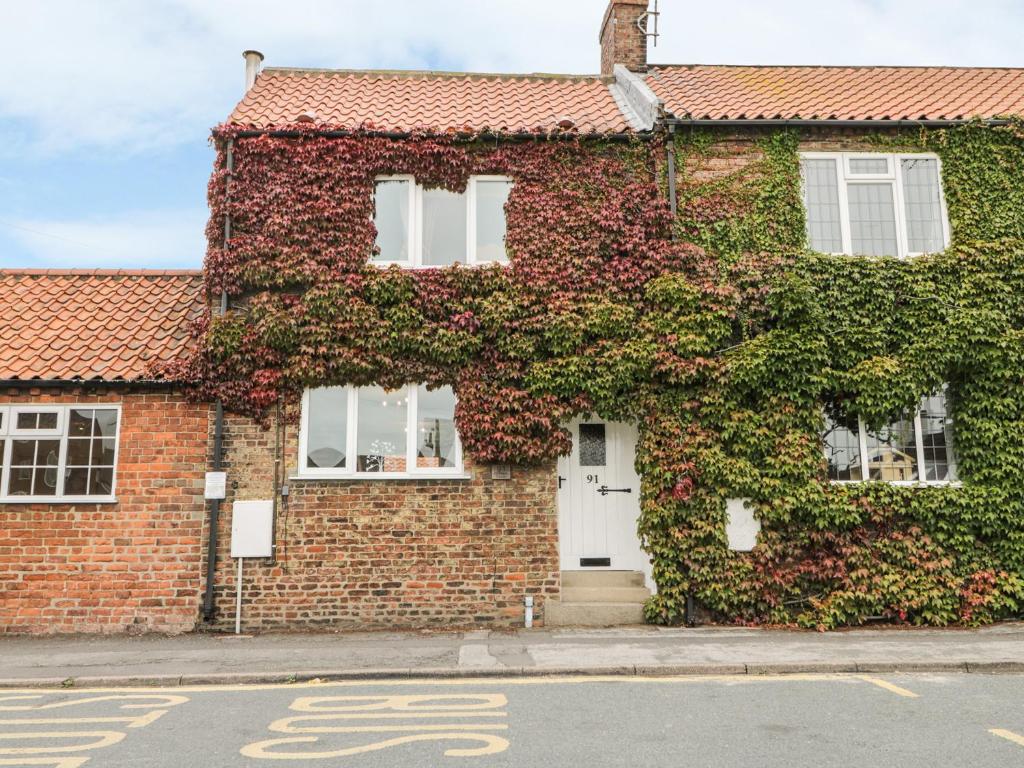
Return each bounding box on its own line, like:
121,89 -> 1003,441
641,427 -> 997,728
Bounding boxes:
230,499 -> 274,558
204,471 -> 227,500
726,498 -> 760,552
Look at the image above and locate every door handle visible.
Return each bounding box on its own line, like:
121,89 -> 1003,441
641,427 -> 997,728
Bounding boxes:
558,475 -> 567,489
597,485 -> 632,496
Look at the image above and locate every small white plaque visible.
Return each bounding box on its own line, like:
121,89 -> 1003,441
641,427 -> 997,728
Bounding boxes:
204,471 -> 227,500
231,500 -> 274,558
490,464 -> 512,480
726,497 -> 760,552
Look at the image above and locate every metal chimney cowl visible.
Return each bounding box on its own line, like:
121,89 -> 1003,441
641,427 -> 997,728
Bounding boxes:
243,50 -> 265,93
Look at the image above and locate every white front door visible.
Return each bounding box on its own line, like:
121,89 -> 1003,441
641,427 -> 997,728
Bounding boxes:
557,419 -> 650,584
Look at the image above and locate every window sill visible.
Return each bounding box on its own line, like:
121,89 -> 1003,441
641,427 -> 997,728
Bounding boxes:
0,496 -> 117,504
829,480 -> 962,488
290,473 -> 473,482
371,261 -> 508,270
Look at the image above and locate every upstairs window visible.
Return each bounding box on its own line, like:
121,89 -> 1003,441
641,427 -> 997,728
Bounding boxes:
823,390 -> 959,484
299,384 -> 463,478
800,153 -> 949,257
372,176 -> 512,267
0,405 -> 120,502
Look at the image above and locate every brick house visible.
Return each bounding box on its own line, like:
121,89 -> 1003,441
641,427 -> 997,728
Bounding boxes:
3,0 -> 1023,634
0,270 -> 207,633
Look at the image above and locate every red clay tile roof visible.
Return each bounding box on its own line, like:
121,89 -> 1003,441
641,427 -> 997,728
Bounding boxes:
645,65 -> 1024,122
228,68 -> 633,134
0,270 -> 205,382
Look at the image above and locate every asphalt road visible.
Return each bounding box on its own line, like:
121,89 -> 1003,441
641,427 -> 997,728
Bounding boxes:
2,673 -> 1023,767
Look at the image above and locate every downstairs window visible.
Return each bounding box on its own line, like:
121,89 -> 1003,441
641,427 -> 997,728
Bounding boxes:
299,384 -> 463,478
0,405 -> 120,501
823,391 -> 959,484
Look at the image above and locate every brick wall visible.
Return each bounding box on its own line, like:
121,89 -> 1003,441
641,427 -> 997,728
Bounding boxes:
209,410 -> 560,631
676,126 -> 913,186
0,389 -> 209,634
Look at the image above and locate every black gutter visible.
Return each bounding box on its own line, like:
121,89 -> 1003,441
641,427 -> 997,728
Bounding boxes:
667,117 -> 1013,129
228,128 -> 652,143
0,379 -> 177,390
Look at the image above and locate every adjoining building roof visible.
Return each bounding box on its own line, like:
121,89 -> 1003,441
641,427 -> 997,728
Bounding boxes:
228,67 -> 636,134
645,65 -> 1024,123
0,270 -> 205,383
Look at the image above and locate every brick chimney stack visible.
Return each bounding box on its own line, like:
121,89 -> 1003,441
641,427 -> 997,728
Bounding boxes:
599,0 -> 651,75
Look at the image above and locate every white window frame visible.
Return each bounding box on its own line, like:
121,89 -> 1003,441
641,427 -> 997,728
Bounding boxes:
0,404 -> 121,503
800,152 -> 951,258
297,384 -> 467,480
826,400 -> 958,487
372,175 -> 512,268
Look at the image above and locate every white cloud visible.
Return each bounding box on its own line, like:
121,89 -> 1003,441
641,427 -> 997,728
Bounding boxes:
1,0 -> 1021,155
1,210 -> 207,269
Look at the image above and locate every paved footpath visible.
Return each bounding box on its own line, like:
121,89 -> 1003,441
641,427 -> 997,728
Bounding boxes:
2,622 -> 1024,686
1,672 -> 1024,766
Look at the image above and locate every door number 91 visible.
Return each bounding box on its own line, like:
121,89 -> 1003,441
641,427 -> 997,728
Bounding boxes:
586,474 -> 600,484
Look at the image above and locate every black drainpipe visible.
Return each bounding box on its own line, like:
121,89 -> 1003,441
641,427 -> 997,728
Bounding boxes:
202,138 -> 233,622
666,122 -> 677,220
664,122 -> 695,627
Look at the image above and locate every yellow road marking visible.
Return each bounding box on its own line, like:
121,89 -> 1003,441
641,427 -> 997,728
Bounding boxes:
0,694 -> 187,711
991,728 -> 1024,748
241,733 -> 510,759
0,672 -> 865,694
857,676 -> 920,698
0,731 -> 126,754
0,759 -> 89,767
0,710 -> 168,728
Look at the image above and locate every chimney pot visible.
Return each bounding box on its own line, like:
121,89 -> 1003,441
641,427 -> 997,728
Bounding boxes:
599,1 -> 650,76
243,50 -> 265,93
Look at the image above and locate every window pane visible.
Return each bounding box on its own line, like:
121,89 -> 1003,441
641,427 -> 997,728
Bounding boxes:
475,180 -> 511,263
373,179 -> 411,263
823,412 -> 862,481
920,391 -> 958,481
421,188 -> 467,266
901,158 -> 944,253
66,437 -> 92,465
68,408 -> 95,436
8,467 -> 32,495
865,414 -> 918,482
35,466 -> 58,496
357,386 -> 408,472
848,158 -> 889,174
802,159 -> 843,252
10,439 -> 36,466
416,385 -> 458,469
579,424 -> 607,467
94,409 -> 117,437
306,387 -> 347,469
89,467 -> 114,496
95,438 -> 116,466
16,412 -> 38,430
848,183 -> 898,256
65,467 -> 89,496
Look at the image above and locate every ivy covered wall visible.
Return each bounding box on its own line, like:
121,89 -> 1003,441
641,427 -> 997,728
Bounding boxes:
644,121 -> 1024,628
182,120 -> 1024,630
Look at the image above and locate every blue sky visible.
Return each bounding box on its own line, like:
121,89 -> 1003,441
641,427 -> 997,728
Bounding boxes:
2,0 -> 1022,270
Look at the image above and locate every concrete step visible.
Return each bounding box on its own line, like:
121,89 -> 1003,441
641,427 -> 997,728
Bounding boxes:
561,586 -> 651,604
545,601 -> 646,627
561,570 -> 646,589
